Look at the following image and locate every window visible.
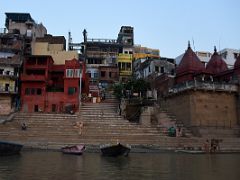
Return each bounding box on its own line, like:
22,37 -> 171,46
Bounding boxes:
75,69 -> 81,77
5,84 -> 9,91
127,63 -> 131,71
148,66 -> 151,72
122,63 -> 127,70
37,88 -> 42,95
94,73 -> 99,78
118,62 -> 121,69
68,87 -> 76,95
0,69 -> 3,75
109,72 -> 112,78
101,71 -> 106,77
66,69 -> 74,77
31,88 -> 35,95
155,66 -> 159,72
25,88 -> 31,95
161,67 -> 164,73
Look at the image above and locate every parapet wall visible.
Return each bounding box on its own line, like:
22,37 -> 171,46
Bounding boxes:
164,90 -> 238,129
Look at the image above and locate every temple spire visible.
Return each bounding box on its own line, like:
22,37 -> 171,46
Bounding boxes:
188,41 -> 191,49
214,46 -> 217,53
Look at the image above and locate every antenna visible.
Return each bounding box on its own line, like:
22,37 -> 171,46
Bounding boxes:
68,31 -> 72,51
218,37 -> 221,52
192,38 -> 195,51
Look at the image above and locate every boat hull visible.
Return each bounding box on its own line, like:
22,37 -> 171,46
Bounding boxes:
0,141 -> 23,156
61,145 -> 85,155
101,143 -> 131,157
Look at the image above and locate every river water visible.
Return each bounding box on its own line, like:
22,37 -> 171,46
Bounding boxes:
0,151 -> 240,180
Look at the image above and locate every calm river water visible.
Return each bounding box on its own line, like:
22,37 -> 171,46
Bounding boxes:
0,151 -> 240,180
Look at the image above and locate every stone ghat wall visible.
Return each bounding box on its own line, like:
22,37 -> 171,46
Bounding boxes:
164,90 -> 238,128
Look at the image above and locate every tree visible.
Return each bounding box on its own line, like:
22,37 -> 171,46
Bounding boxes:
113,78 -> 150,99
112,83 -> 124,100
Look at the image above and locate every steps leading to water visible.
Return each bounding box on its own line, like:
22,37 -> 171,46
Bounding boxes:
0,95 -> 240,151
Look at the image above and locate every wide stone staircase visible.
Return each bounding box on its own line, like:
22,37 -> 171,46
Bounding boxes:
1,95 -> 240,151
0,113 -> 80,149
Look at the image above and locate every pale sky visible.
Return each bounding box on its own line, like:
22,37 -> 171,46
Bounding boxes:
1,0 -> 239,58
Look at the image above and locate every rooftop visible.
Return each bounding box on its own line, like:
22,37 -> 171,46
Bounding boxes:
5,12 -> 35,28
36,34 -> 66,44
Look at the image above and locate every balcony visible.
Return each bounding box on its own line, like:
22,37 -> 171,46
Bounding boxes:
21,74 -> 46,81
119,70 -> 132,76
117,53 -> 133,61
0,42 -> 23,52
0,74 -> 18,80
87,51 -> 118,58
169,81 -> 238,94
0,86 -> 17,94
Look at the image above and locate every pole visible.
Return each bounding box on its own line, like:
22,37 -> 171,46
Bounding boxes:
79,73 -> 82,112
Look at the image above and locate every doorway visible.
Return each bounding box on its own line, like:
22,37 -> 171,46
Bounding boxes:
34,105 -> 39,112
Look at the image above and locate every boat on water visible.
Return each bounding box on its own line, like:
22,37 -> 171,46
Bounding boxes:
100,143 -> 131,157
0,141 -> 23,156
175,149 -> 206,154
61,144 -> 85,155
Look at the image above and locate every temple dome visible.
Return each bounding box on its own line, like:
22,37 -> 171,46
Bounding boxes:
206,47 -> 228,74
176,43 -> 205,76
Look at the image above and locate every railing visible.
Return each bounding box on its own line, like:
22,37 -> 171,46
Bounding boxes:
0,43 -> 23,51
87,38 -> 117,43
169,81 -> 238,94
0,86 -> 17,94
119,71 -> 132,76
0,74 -> 19,79
87,51 -> 118,58
0,28 -> 7,34
21,74 -> 46,81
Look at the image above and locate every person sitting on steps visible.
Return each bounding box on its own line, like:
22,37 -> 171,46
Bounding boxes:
21,122 -> 27,130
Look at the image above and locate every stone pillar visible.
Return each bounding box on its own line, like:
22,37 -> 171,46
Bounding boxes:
139,107 -> 154,126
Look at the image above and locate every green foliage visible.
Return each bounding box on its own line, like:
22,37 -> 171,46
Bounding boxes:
113,78 -> 150,99
112,83 -> 124,100
132,78 -> 150,93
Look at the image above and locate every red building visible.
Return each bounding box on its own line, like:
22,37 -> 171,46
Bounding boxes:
20,55 -> 88,113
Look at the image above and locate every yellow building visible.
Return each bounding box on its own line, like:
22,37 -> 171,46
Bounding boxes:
133,45 -> 160,60
32,35 -> 78,65
117,53 -> 133,81
0,55 -> 21,115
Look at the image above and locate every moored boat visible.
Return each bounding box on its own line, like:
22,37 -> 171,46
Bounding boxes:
0,141 -> 23,156
175,149 -> 206,154
61,144 -> 85,155
100,143 -> 131,157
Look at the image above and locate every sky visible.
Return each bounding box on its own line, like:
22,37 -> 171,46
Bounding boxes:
0,0 -> 239,58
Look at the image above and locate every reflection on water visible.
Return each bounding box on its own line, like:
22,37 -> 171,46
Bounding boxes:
1,151 -> 240,180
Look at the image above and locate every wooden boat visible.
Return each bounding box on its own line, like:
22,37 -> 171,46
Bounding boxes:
100,143 -> 131,157
0,141 -> 23,156
61,144 -> 85,155
175,149 -> 206,154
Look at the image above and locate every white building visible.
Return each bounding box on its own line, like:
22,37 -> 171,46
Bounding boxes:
219,48 -> 240,67
175,48 -> 240,68
175,51 -> 212,65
